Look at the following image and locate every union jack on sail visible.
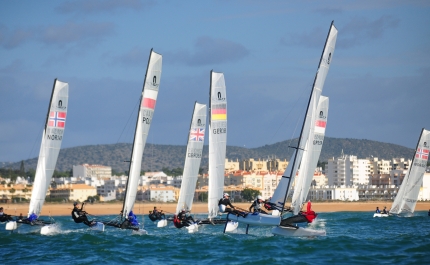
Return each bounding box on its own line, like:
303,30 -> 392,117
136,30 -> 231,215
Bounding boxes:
190,128 -> 205,142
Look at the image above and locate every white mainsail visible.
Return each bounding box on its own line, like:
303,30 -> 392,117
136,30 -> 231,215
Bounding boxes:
291,96 -> 329,215
208,71 -> 227,219
270,22 -> 337,213
390,128 -> 430,215
28,79 -> 69,217
176,102 -> 207,214
122,50 -> 162,218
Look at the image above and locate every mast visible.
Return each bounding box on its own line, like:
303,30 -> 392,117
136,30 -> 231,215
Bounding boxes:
280,21 -> 337,216
121,49 -> 152,215
43,78 -> 58,130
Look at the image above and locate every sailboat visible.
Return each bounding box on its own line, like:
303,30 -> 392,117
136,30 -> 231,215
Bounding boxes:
380,128 -> 430,217
102,49 -> 162,232
198,70 -> 238,232
5,79 -> 69,235
171,102 -> 207,232
280,96 -> 329,223
225,21 -> 337,236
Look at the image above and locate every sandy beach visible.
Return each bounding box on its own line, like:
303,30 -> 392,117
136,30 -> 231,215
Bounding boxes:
2,201 -> 430,216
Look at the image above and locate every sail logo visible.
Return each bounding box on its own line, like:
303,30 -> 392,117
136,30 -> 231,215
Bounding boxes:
415,148 -> 429,160
56,100 -> 67,110
325,52 -> 332,65
48,111 -> 66,128
147,75 -> 159,88
319,111 -> 326,119
190,128 -> 205,142
216,91 -> 225,101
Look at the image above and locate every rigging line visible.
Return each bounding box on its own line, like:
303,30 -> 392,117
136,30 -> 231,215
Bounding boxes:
271,83 -> 312,157
116,97 -> 140,144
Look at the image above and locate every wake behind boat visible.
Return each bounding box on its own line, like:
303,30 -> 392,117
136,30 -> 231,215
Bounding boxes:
6,79 -> 69,235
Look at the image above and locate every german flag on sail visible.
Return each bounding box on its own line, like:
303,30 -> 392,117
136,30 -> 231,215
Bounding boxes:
212,103 -> 226,120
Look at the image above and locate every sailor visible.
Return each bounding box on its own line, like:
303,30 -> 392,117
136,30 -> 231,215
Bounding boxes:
153,206 -> 165,220
0,207 -> 13,222
249,195 -> 268,214
177,209 -> 195,225
375,207 -> 381,213
382,206 -> 388,214
128,211 -> 139,227
218,193 -> 247,217
71,202 -> 95,227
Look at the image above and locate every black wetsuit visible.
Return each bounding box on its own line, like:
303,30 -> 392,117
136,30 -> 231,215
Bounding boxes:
0,213 -> 13,222
178,211 -> 195,225
249,200 -> 268,214
218,198 -> 235,213
71,205 -> 92,226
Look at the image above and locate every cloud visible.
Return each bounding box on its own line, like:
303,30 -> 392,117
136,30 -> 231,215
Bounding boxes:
111,47 -> 148,67
40,22 -> 115,48
0,24 -> 34,49
166,36 -> 249,66
338,15 -> 400,48
281,15 -> 400,49
56,0 -> 155,14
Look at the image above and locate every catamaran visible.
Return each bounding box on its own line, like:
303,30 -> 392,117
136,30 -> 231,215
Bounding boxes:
171,102 -> 207,232
377,128 -> 430,218
5,79 -> 69,235
100,49 -> 162,232
224,21 -> 337,236
195,71 -> 238,232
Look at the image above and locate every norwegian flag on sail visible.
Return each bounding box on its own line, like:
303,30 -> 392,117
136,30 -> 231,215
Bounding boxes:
48,111 -> 66,128
415,148 -> 429,160
189,128 -> 205,142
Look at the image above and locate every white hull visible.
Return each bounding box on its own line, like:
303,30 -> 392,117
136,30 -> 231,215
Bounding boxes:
225,221 -> 238,232
186,223 -> 199,233
90,222 -> 105,231
272,226 -> 326,237
157,219 -> 168,227
132,228 -> 148,235
40,225 -> 56,235
373,213 -> 389,218
5,221 -> 17,231
227,213 -> 280,226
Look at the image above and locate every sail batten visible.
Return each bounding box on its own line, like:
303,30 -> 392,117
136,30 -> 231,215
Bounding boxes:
122,50 -> 162,218
208,71 -> 227,219
176,102 -> 207,214
29,79 -> 69,217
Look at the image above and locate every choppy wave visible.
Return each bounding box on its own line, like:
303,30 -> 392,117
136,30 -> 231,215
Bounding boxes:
2,211 -> 430,264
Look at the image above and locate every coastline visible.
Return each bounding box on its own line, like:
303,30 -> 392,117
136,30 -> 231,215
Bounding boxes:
2,201 -> 430,216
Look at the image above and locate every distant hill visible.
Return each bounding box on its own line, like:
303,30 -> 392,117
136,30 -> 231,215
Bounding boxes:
1,137 -> 415,173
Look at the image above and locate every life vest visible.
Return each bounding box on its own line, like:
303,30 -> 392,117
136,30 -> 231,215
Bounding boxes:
173,215 -> 182,228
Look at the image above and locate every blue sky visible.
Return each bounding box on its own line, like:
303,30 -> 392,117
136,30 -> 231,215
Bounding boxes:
1,0 -> 429,163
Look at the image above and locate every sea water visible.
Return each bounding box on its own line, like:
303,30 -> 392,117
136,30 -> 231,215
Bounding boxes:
1,211 -> 429,264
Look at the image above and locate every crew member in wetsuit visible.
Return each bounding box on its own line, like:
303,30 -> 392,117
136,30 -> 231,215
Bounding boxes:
249,195 -> 268,214
218,193 -> 247,217
0,207 -> 13,222
153,207 -> 165,219
375,207 -> 380,213
382,206 -> 388,214
71,202 -> 94,227
177,209 -> 195,226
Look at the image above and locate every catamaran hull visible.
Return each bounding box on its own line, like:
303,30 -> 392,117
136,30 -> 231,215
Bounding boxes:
90,222 -> 105,231
227,213 -> 280,226
186,223 -> 199,233
5,221 -> 17,230
373,213 -> 389,218
272,226 -> 326,237
40,225 -> 56,235
225,221 -> 238,232
157,219 -> 168,227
